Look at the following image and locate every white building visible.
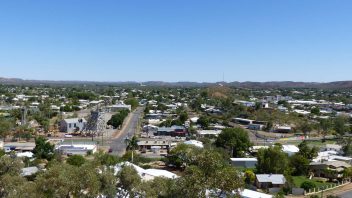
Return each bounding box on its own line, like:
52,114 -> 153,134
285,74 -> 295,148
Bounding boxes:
114,162 -> 178,181
56,142 -> 97,155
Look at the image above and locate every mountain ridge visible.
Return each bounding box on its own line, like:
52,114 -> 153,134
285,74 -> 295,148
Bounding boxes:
1,77 -> 352,88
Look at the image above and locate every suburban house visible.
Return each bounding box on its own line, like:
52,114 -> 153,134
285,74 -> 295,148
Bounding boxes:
108,103 -> 132,112
322,144 -> 342,153
114,162 -> 178,181
137,139 -> 171,153
282,145 -> 300,156
309,161 -> 351,180
230,158 -> 258,168
274,125 -> 292,133
56,142 -> 97,155
196,130 -> 222,138
256,174 -> 286,189
155,126 -> 187,137
184,140 -> 204,148
248,124 -> 265,131
59,118 -> 87,133
233,118 -> 254,125
3,142 -> 36,153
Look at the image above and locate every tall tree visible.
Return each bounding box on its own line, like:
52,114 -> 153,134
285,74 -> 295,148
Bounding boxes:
33,136 -> 55,160
117,165 -> 141,197
298,141 -> 318,160
334,116 -> 348,136
215,128 -> 252,157
256,146 -> 290,174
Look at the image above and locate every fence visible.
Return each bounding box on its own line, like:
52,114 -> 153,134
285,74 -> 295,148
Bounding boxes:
304,179 -> 351,196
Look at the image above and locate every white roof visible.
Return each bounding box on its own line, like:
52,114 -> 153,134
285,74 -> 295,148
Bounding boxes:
63,118 -> 87,123
230,158 -> 257,162
282,145 -> 299,153
114,162 -> 178,181
241,189 -> 272,198
197,130 -> 221,136
256,174 -> 286,185
21,166 -> 39,177
16,152 -> 34,158
183,140 -> 204,148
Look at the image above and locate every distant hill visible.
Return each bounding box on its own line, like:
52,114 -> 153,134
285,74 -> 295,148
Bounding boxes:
1,77 -> 352,89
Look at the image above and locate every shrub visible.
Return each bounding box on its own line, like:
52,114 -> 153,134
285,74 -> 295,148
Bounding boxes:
301,181 -> 317,191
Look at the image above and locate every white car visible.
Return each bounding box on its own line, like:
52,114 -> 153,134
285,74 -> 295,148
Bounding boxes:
64,134 -> 73,138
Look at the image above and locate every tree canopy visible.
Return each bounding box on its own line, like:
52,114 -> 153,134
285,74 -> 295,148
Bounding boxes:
215,127 -> 252,157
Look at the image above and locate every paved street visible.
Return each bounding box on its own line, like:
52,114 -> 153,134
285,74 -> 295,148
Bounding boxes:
110,107 -> 144,156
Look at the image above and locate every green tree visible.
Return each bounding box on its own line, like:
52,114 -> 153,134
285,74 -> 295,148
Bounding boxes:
166,143 -> 201,169
32,136 -> 55,160
334,116 -> 348,136
256,145 -> 290,174
215,128 -> 252,157
177,149 -> 244,197
298,141 -> 318,160
125,136 -> 139,151
197,116 -> 210,128
290,154 -> 310,176
0,156 -> 26,197
342,137 -> 352,156
125,98 -> 139,110
320,119 -> 332,141
94,151 -> 121,166
179,111 -> 188,123
117,165 -> 141,197
310,107 -> 320,115
298,120 -> 313,137
66,155 -> 86,167
300,181 -> 316,191
0,118 -> 13,140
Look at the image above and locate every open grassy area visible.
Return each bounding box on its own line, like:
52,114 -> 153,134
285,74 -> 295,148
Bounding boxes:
292,176 -> 334,189
287,140 -> 337,148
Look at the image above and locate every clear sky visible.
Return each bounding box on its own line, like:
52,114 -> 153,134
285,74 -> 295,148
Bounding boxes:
0,1 -> 352,82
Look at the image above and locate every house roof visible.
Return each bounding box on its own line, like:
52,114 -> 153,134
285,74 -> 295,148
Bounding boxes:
63,118 -> 87,124
256,174 -> 286,185
183,140 -> 204,148
230,158 -> 258,162
21,166 -> 39,177
282,145 -> 299,153
241,189 -> 273,198
310,161 -> 351,168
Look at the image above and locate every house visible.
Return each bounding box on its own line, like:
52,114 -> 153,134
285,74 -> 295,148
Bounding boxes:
240,189 -> 272,198
184,140 -> 204,148
137,139 -> 171,153
56,142 -> 97,155
3,142 -> 36,153
21,166 -> 39,177
197,130 -> 222,137
248,124 -> 265,131
233,118 -> 254,125
322,144 -> 342,153
59,118 -> 87,133
256,174 -> 286,189
230,158 -> 257,168
108,104 -> 132,112
282,145 -> 299,156
274,125 -> 292,133
155,126 -> 187,137
309,161 -> 351,180
114,162 -> 178,181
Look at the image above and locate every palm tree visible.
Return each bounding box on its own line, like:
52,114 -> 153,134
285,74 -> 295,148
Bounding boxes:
124,136 -> 139,163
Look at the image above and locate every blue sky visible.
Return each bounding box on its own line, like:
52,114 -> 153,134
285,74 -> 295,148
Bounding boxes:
0,1 -> 352,82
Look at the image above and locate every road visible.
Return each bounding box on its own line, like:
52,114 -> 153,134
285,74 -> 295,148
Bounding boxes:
110,107 -> 144,156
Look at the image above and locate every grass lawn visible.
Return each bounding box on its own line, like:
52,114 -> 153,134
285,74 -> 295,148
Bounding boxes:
292,176 -> 334,189
288,140 -> 337,148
